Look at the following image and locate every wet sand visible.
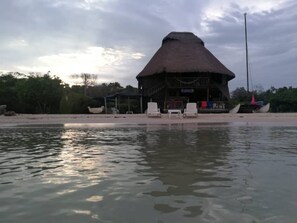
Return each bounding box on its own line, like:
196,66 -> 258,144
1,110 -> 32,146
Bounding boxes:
0,113 -> 297,126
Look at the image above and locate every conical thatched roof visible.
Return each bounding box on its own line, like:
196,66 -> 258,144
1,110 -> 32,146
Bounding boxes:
137,32 -> 235,80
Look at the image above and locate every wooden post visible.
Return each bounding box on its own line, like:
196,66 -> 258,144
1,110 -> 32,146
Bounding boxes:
164,74 -> 168,109
104,97 -> 107,114
128,97 -> 130,111
140,95 -> 143,113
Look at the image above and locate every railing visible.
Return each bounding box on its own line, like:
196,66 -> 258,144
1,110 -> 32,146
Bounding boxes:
147,83 -> 165,96
166,77 -> 210,88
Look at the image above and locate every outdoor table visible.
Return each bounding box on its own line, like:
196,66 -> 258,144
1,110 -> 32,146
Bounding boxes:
168,109 -> 182,118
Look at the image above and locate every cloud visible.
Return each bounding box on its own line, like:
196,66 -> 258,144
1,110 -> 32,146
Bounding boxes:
200,0 -> 297,89
15,46 -> 145,85
0,0 -> 296,89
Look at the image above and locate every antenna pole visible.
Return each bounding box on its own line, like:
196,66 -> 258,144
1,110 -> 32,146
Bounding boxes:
244,13 -> 249,92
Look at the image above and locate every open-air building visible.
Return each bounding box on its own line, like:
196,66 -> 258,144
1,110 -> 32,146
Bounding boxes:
137,32 -> 235,113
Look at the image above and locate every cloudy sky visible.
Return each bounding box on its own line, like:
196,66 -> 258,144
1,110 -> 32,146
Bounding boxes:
1,0 -> 296,90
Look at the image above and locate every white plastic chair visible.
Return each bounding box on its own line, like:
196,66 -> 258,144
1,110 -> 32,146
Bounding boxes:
183,103 -> 198,118
146,102 -> 161,117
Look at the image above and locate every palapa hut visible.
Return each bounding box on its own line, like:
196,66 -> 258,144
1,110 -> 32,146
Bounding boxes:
136,32 -> 235,112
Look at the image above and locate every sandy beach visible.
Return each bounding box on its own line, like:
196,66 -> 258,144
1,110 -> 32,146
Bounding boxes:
1,113 -> 297,126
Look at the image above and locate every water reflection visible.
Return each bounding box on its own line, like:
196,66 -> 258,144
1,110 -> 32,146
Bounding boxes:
137,124 -> 233,217
0,126 -> 65,184
1,124 -> 297,222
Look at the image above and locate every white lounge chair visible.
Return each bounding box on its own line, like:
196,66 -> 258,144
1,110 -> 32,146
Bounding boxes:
147,102 -> 161,117
183,103 -> 198,118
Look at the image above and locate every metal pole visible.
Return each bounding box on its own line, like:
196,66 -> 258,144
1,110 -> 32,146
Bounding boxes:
244,13 -> 250,92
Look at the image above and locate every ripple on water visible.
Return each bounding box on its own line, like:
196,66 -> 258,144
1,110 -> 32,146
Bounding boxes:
1,124 -> 297,222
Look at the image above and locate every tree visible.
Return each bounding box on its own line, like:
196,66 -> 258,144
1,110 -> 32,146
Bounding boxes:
253,84 -> 265,94
71,73 -> 98,96
266,87 -> 297,112
0,73 -> 19,111
59,91 -> 93,114
16,74 -> 64,113
79,82 -> 126,98
231,87 -> 251,102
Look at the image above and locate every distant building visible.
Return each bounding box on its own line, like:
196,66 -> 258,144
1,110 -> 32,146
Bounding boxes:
136,32 -> 235,112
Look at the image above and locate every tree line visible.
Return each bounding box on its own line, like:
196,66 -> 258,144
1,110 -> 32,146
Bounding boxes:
230,86 -> 297,112
0,72 -> 138,114
1,72 -> 297,114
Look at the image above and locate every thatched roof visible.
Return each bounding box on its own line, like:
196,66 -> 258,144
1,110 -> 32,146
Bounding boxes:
137,32 -> 235,80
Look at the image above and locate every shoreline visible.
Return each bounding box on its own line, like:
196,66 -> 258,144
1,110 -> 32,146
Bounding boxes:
1,113 -> 297,126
